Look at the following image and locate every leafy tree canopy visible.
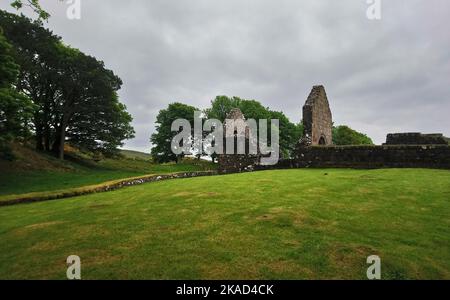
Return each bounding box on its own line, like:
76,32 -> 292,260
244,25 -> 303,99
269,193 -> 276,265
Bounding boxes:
332,125 -> 374,145
151,102 -> 199,163
10,0 -> 50,20
0,28 -> 35,159
205,95 -> 302,158
0,10 -> 135,159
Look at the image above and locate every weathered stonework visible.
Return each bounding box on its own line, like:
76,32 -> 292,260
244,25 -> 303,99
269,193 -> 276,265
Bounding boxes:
253,145 -> 450,170
218,86 -> 450,173
384,133 -> 448,145
292,145 -> 450,169
300,85 -> 333,146
218,108 -> 259,174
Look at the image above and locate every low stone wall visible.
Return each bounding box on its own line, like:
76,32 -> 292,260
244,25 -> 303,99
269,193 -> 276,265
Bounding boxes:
217,154 -> 259,174
252,145 -> 450,171
289,145 -> 450,169
0,171 -> 218,207
385,133 -> 448,145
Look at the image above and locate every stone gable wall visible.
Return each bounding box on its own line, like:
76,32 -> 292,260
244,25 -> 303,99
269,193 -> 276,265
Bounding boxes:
218,108 -> 260,173
301,85 -> 333,146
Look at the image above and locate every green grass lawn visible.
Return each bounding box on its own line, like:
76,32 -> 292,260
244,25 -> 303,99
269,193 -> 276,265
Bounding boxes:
0,169 -> 449,279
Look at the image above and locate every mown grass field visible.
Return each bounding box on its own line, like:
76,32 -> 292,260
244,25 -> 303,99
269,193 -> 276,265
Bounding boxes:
0,168 -> 449,279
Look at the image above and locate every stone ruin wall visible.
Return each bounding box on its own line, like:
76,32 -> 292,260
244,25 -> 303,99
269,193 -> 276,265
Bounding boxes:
385,133 -> 448,145
217,108 -> 259,174
217,154 -> 259,174
218,86 -> 450,173
301,85 -> 333,146
292,145 -> 450,169
253,145 -> 450,170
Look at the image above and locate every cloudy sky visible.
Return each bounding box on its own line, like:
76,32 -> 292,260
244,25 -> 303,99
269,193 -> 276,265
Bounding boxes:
2,0 -> 449,151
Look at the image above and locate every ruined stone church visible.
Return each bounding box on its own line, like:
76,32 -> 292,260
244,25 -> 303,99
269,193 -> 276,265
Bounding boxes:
217,85 -> 450,173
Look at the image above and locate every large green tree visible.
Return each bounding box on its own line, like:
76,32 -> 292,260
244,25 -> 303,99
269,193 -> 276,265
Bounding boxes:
0,11 -> 62,153
332,125 -> 374,145
204,95 -> 241,121
0,29 -> 35,159
269,111 -> 303,158
50,45 -> 135,158
205,96 -> 271,122
151,102 -> 199,163
205,95 -> 301,158
0,11 -> 135,159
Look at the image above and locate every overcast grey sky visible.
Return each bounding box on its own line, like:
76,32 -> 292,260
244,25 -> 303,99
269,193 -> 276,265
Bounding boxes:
2,0 -> 449,151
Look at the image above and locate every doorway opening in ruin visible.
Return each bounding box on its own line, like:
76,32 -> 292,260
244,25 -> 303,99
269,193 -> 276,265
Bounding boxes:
319,136 -> 327,145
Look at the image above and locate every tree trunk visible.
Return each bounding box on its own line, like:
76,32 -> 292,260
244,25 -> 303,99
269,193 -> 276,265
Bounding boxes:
52,132 -> 60,156
58,127 -> 65,160
35,122 -> 44,151
35,130 -> 44,151
43,100 -> 51,151
53,114 -> 70,160
34,112 -> 44,151
44,125 -> 51,151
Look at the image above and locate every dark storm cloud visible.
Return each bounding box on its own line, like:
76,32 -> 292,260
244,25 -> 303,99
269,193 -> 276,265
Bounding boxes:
2,0 -> 449,150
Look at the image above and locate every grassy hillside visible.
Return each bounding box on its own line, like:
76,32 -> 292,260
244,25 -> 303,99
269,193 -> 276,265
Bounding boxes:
0,144 -> 215,197
119,149 -> 153,160
0,168 -> 449,279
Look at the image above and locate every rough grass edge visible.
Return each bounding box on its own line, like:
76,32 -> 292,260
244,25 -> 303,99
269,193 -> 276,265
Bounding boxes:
0,171 -> 218,207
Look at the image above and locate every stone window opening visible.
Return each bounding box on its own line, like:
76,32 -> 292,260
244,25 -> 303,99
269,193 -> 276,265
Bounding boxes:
319,136 -> 327,145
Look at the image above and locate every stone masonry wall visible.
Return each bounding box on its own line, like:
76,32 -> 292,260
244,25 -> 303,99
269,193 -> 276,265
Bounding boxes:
218,108 -> 260,174
252,145 -> 450,170
217,154 -> 259,174
284,145 -> 450,169
301,85 -> 333,146
385,133 -> 448,145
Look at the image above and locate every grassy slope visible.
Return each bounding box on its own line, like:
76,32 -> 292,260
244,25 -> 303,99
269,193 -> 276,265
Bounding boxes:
119,149 -> 153,160
0,145 -> 215,197
0,168 -> 449,279
0,161 -> 214,197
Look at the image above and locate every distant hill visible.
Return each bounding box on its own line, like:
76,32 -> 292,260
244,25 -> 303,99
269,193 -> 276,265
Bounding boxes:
120,149 -> 152,160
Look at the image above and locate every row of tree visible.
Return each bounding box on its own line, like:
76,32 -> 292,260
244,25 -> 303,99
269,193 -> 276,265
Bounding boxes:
0,10 -> 134,159
150,97 -> 373,163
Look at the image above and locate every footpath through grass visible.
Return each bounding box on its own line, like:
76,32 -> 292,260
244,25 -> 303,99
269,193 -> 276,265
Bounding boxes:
0,168 -> 449,279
